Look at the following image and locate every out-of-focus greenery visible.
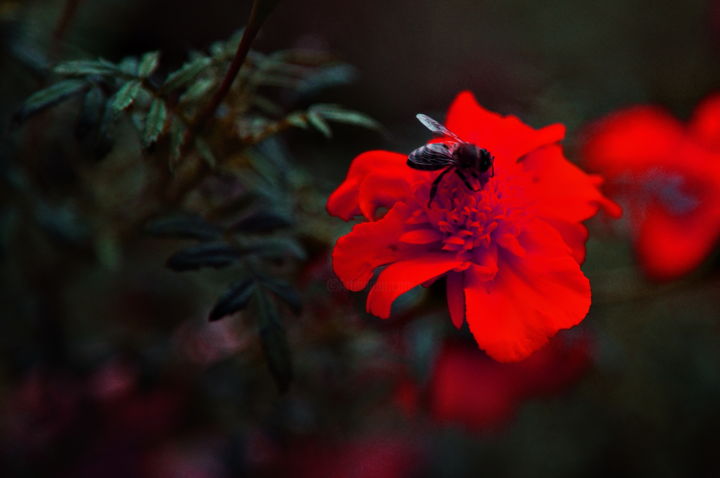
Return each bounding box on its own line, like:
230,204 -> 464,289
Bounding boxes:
2,1 -> 720,477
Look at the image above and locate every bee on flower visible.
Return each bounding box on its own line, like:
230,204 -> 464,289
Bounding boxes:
327,91 -> 619,362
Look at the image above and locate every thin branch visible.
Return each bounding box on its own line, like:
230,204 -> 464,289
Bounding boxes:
191,0 -> 280,137
52,0 -> 84,57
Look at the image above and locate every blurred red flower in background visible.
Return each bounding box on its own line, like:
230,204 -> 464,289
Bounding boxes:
396,336 -> 592,431
281,434 -> 425,478
327,91 -> 619,362
582,95 -> 720,280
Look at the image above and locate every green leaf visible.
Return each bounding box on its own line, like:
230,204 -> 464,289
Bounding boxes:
119,56 -> 138,76
138,51 -> 160,78
15,79 -> 86,122
111,80 -> 142,113
169,118 -> 187,165
163,57 -> 212,91
194,138 -> 216,168
313,104 -> 380,130
94,230 -> 121,270
54,59 -> 119,76
254,288 -> 293,393
230,211 -> 293,233
250,237 -> 306,261
179,77 -> 216,104
165,242 -> 243,271
208,279 -> 255,322
285,112 -> 308,129
297,64 -> 356,96
143,98 -> 167,146
145,213 -> 223,241
260,278 -> 302,316
307,111 -> 331,138
253,73 -> 298,88
75,87 -> 105,139
252,96 -> 283,116
210,30 -> 244,61
94,97 -> 116,159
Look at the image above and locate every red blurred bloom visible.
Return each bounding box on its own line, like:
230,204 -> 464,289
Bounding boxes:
398,336 -> 592,431
582,95 -> 720,280
327,91 -> 618,361
283,434 -> 424,478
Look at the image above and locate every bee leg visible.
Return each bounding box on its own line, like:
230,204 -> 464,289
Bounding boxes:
455,169 -> 478,192
428,166 -> 453,207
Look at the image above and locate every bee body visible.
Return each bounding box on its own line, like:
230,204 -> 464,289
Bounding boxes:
407,114 -> 494,206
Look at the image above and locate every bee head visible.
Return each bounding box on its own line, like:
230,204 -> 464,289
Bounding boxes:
477,148 -> 494,172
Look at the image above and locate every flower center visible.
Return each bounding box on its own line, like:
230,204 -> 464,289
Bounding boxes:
409,175 -> 526,259
641,168 -> 700,216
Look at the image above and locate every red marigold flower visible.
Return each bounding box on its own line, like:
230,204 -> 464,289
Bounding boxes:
327,91 -> 619,362
397,336 -> 592,431
582,95 -> 720,280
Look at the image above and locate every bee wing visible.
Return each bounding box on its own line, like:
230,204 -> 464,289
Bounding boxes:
408,142 -> 455,169
416,114 -> 463,141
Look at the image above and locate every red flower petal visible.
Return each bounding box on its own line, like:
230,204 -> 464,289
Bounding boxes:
690,93 -> 720,151
399,228 -> 443,244
521,145 -> 622,225
326,151 -> 428,221
429,342 -> 518,429
331,203 -> 412,291
445,91 -> 566,168
327,91 -> 616,360
582,106 -> 684,175
637,200 -> 720,280
582,99 -> 720,280
464,222 -> 590,362
446,272 -> 465,329
366,254 -> 464,318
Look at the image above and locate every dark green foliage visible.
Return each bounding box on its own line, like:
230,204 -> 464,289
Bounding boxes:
14,79 -> 86,122
254,287 -> 293,393
165,242 -> 244,271
53,59 -> 120,76
75,87 -> 105,139
12,23 -> 379,399
17,30 -> 379,172
138,51 -> 160,78
162,57 -> 212,91
144,214 -> 223,241
259,276 -> 302,316
143,98 -> 167,146
111,80 -> 142,113
208,278 -> 256,321
230,211 -> 294,233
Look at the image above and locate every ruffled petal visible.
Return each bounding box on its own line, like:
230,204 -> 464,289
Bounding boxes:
331,203 -> 412,291
543,220 -> 589,264
464,221 -> 590,362
366,254 -> 464,318
326,151 -> 428,221
521,145 -> 621,225
444,91 -> 565,169
399,228 -> 444,245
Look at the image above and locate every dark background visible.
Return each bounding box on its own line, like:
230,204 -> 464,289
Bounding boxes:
2,0 -> 720,477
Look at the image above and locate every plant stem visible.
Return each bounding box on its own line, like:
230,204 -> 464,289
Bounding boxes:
52,0 -> 84,57
191,0 -> 280,138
